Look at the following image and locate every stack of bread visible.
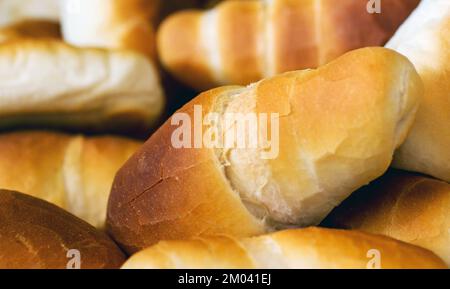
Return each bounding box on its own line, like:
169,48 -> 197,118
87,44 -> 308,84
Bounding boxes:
0,0 -> 448,269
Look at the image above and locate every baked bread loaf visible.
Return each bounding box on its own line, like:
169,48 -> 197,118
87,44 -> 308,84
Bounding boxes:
0,20 -> 60,43
0,131 -> 141,228
107,47 -> 423,253
157,0 -> 420,90
322,170 -> 450,266
122,227 -> 447,269
0,190 -> 125,269
61,0 -> 159,59
386,0 -> 450,182
0,39 -> 164,131
0,0 -> 59,27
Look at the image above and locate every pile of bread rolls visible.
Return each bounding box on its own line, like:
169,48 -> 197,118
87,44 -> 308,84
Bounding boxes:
0,0 -> 447,269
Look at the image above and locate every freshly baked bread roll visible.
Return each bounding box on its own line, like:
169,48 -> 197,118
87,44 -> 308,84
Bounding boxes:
157,0 -> 419,90
0,0 -> 59,27
0,20 -> 60,43
322,170 -> 450,266
0,131 -> 141,228
0,190 -> 125,269
107,47 -> 423,253
386,0 -> 450,182
122,227 -> 447,269
0,39 -> 164,131
61,0 -> 159,59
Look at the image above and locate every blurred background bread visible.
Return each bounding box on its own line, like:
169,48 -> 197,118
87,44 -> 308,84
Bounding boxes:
0,19 -> 60,43
157,0 -> 420,90
323,169 -> 450,266
122,227 -> 446,269
0,131 -> 141,228
386,0 -> 450,182
0,190 -> 125,269
107,47 -> 422,253
0,0 -> 59,27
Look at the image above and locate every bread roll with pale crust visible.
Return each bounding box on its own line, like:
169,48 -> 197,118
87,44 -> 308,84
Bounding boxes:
323,170 -> 450,266
386,0 -> 450,182
61,0 -> 159,59
122,227 -> 447,269
0,0 -> 59,27
0,39 -> 164,131
0,131 -> 141,228
157,0 -> 419,90
107,47 -> 423,253
0,190 -> 125,269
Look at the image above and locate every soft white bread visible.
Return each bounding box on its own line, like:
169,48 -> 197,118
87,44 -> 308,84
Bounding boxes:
0,0 -> 59,27
157,0 -> 419,90
323,170 -> 450,266
0,131 -> 141,228
0,39 -> 164,131
386,0 -> 450,182
107,47 -> 423,253
61,0 -> 159,59
0,190 -> 125,269
0,20 -> 60,43
122,227 -> 447,269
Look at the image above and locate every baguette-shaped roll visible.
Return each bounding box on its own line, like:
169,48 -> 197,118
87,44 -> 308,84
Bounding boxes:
61,0 -> 159,59
157,0 -> 419,90
107,47 -> 423,253
122,227 -> 447,269
323,170 -> 450,266
0,39 -> 164,131
0,190 -> 125,269
386,0 -> 450,182
0,131 -> 141,228
0,20 -> 60,43
0,0 -> 59,27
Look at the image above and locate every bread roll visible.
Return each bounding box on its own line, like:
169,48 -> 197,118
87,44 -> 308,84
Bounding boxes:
386,0 -> 450,182
157,0 -> 419,90
0,20 -> 60,43
61,0 -> 159,59
322,170 -> 450,266
0,190 -> 125,269
107,47 -> 423,253
0,131 -> 141,228
0,0 -> 59,27
122,227 -> 447,269
0,39 -> 164,131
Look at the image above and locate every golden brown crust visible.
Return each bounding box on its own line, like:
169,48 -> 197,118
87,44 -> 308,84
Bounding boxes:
0,190 -> 125,269
0,20 -> 60,43
122,227 -> 447,269
323,169 -> 450,266
0,131 -> 141,228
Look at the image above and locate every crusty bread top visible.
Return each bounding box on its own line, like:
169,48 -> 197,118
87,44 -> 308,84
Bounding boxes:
323,169 -> 450,266
108,47 -> 423,253
0,39 -> 164,131
122,227 -> 447,269
0,190 -> 125,269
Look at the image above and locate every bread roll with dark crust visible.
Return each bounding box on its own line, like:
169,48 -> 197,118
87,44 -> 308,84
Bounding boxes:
322,170 -> 450,266
107,47 -> 423,253
122,227 -> 447,269
0,190 -> 125,269
386,0 -> 450,182
0,131 -> 141,228
157,0 -> 420,90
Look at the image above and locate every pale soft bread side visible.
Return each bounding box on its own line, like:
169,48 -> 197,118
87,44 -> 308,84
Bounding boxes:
323,170 -> 450,266
107,47 -> 423,253
0,0 -> 59,27
0,190 -> 125,269
0,131 -> 141,228
60,0 -> 159,59
386,0 -> 450,182
0,20 -> 60,43
0,39 -> 164,131
157,0 -> 419,90
122,227 -> 447,269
